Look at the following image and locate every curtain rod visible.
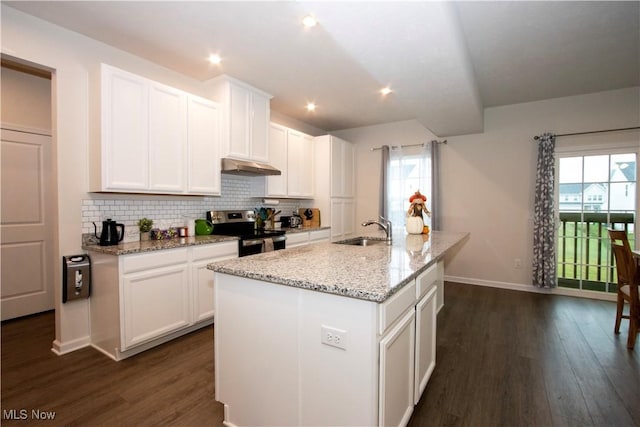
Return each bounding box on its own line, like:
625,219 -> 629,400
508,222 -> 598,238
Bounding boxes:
370,139 -> 447,151
533,126 -> 640,141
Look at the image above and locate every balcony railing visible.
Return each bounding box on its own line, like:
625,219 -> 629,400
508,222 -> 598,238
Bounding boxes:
557,211 -> 634,292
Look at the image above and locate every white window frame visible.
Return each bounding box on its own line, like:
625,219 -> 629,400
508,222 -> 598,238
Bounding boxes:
554,143 -> 639,300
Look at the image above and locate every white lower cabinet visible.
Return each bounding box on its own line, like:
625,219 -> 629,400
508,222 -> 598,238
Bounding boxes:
285,232 -> 310,248
191,241 -> 237,322
330,198 -> 355,241
309,228 -> 331,244
285,229 -> 331,248
122,262 -> 190,349
379,308 -> 416,427
414,286 -> 437,404
89,241 -> 238,360
436,260 -> 445,312
214,259 -> 444,427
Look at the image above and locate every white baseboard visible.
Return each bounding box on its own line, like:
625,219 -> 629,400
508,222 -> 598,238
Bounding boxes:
444,275 -> 617,302
223,404 -> 237,427
51,336 -> 91,355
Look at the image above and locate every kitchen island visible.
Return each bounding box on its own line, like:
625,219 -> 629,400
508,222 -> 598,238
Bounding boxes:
207,231 -> 468,427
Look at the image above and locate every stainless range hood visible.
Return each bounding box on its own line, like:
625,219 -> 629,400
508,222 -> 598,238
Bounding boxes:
221,158 -> 281,176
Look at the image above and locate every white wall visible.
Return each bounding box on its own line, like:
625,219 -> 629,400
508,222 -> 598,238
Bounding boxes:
336,88 -> 639,295
441,88 -> 640,292
1,66 -> 52,131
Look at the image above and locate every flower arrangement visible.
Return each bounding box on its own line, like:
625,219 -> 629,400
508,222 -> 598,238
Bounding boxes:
150,228 -> 179,240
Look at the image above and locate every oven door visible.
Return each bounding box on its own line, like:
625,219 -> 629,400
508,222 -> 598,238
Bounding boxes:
239,235 -> 286,257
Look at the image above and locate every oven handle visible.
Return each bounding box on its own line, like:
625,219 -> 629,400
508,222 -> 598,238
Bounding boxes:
242,239 -> 263,247
241,235 -> 287,247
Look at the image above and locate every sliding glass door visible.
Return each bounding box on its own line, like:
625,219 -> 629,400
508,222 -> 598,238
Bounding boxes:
557,151 -> 637,293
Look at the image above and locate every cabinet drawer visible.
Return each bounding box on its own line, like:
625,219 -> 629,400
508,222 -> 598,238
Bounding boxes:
416,262 -> 438,300
378,280 -> 416,335
123,248 -> 188,274
191,241 -> 238,261
309,229 -> 330,243
286,232 -> 309,247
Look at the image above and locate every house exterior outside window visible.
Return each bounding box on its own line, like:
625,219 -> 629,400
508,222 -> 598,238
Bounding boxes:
557,152 -> 637,294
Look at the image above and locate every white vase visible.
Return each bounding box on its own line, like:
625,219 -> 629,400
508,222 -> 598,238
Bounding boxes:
406,216 -> 424,235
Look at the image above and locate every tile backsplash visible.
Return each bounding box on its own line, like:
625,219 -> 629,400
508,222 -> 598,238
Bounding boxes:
83,175 -> 311,242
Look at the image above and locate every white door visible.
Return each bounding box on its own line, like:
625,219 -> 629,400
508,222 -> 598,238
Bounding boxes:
1,128 -> 55,320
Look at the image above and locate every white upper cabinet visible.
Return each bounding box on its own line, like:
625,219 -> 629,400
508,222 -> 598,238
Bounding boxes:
148,83 -> 187,192
288,130 -> 314,198
266,123 -> 288,196
266,123 -> 314,198
97,64 -> 221,195
101,66 -> 149,191
187,95 -> 221,195
208,75 -> 272,163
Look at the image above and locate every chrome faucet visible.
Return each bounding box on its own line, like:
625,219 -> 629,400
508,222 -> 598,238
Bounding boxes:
361,216 -> 392,244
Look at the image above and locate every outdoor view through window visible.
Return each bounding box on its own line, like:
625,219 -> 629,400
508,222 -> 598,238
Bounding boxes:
557,153 -> 637,293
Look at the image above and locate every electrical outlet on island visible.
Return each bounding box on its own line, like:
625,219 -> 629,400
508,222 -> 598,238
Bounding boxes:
321,325 -> 347,350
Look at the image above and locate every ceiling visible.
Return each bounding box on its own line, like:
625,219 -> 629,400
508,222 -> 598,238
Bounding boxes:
4,1 -> 639,136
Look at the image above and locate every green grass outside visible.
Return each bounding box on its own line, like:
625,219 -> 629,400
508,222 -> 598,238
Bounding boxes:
557,222 -> 633,293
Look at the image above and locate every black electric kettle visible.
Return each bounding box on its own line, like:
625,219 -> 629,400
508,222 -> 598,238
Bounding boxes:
93,219 -> 125,246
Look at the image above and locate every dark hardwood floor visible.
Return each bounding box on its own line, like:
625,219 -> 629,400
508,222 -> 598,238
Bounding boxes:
1,312 -> 225,426
2,282 -> 638,426
410,282 -> 639,427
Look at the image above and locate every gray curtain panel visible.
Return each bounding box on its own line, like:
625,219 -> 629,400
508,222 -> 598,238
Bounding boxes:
379,145 -> 390,219
430,141 -> 440,231
533,133 -> 557,288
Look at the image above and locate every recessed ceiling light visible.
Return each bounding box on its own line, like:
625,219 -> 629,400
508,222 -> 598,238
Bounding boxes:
208,54 -> 222,65
306,102 -> 317,112
380,87 -> 393,96
302,15 -> 317,28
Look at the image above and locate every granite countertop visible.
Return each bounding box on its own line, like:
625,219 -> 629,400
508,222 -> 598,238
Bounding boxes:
83,235 -> 239,255
207,231 -> 469,303
81,226 -> 330,256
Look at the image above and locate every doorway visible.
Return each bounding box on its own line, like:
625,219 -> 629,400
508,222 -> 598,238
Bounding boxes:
557,151 -> 637,294
1,59 -> 56,320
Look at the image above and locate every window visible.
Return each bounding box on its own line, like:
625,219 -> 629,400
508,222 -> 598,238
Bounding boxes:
385,145 -> 432,231
557,152 -> 637,293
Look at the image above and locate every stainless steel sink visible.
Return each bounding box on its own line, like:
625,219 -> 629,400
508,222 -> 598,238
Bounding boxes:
334,236 -> 390,246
